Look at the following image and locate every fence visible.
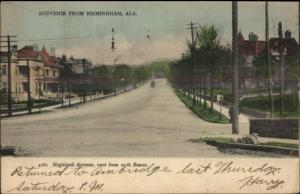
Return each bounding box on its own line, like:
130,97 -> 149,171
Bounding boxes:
0,79 -> 151,117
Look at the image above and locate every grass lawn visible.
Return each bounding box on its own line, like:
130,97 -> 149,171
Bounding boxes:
240,94 -> 299,118
261,141 -> 299,149
1,99 -> 61,113
175,90 -> 230,124
191,137 -> 235,143
192,137 -> 299,150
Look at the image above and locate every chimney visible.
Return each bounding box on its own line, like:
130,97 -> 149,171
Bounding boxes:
50,47 -> 56,56
33,44 -> 39,51
284,30 -> 291,39
248,32 -> 258,41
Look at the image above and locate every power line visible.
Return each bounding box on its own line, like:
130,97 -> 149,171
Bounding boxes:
18,36 -> 92,42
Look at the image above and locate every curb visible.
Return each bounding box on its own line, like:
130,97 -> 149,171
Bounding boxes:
204,140 -> 299,156
175,91 -> 229,124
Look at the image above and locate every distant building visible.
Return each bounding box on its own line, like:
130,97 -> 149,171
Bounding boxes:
40,46 -> 62,97
238,31 -> 266,67
238,30 -> 298,89
58,56 -> 93,95
238,31 -> 266,88
269,30 -> 298,60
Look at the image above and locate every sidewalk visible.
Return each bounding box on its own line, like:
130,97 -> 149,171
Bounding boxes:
0,84 -> 140,118
185,91 -> 250,124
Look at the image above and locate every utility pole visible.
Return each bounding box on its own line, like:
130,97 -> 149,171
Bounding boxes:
38,86 -> 41,112
278,22 -> 284,116
61,84 -> 64,107
0,35 -> 17,116
232,1 -> 239,134
186,22 -> 198,106
26,58 -> 32,113
298,2 -> 300,115
7,36 -> 13,115
265,1 -> 274,117
82,58 -> 86,103
68,83 -> 71,106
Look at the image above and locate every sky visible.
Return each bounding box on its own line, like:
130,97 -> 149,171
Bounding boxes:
1,1 -> 299,65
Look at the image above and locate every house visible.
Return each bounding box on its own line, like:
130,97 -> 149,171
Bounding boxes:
0,50 -> 19,101
40,46 -> 62,98
17,45 -> 45,101
58,55 -> 93,95
0,45 -> 64,102
238,31 -> 266,88
238,31 -> 266,67
238,30 -> 298,89
269,30 -> 298,61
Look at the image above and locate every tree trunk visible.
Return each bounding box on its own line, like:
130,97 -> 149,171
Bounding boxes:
293,80 -> 298,110
204,76 -> 207,109
210,72 -> 214,113
199,78 -> 202,105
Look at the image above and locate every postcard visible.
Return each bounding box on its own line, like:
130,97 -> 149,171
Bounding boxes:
1,1 -> 299,193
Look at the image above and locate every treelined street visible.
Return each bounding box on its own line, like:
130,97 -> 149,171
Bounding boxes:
2,79 -> 253,157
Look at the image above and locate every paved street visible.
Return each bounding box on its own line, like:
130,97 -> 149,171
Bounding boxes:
1,79 -> 256,157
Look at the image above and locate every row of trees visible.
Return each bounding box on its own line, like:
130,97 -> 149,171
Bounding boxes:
91,64 -> 153,94
169,24 -> 299,116
169,25 -> 232,112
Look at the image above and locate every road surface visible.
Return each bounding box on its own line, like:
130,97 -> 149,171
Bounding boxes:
2,79 -> 253,157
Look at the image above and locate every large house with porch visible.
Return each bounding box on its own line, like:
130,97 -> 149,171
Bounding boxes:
0,45 -> 62,102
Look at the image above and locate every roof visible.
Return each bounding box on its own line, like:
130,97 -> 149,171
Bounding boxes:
18,45 -> 62,68
269,37 -> 298,56
40,46 -> 59,67
17,45 -> 42,59
239,40 -> 266,56
238,31 -> 266,56
61,57 -> 92,74
238,31 -> 299,57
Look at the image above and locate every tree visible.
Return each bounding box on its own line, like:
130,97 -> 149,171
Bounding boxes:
195,25 -> 231,112
253,51 -> 277,87
92,65 -> 113,93
114,64 -> 132,89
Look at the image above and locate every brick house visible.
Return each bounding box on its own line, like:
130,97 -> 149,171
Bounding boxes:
40,46 -> 62,99
238,30 -> 298,89
58,55 -> 93,95
238,31 -> 266,89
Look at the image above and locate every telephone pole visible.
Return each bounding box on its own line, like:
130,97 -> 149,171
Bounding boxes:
278,22 -> 284,116
186,22 -> 198,106
232,1 -> 239,134
265,1 -> 274,117
82,58 -> 87,103
0,35 -> 17,116
26,58 -> 32,113
298,2 -> 300,115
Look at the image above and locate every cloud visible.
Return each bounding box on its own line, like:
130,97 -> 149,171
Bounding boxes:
55,35 -> 186,65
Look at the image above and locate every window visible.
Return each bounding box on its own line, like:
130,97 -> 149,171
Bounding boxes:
22,82 -> 29,92
2,82 -> 7,91
53,70 -> 56,77
46,69 -> 49,76
1,65 -> 7,75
